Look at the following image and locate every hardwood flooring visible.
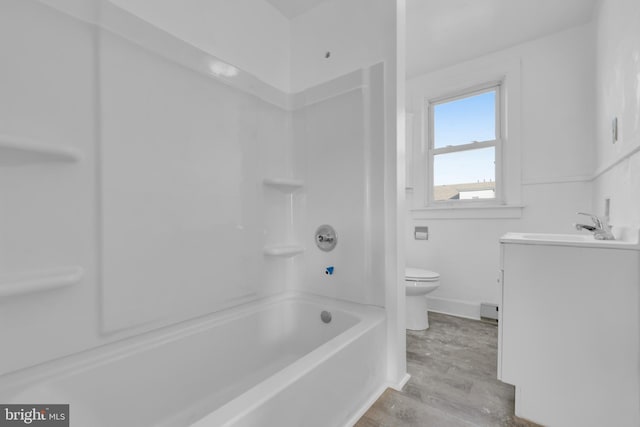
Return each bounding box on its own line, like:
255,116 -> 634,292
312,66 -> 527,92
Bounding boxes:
356,312 -> 540,427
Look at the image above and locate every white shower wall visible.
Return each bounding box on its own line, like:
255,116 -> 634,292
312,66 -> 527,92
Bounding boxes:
108,0 -> 291,92
292,65 -> 386,306
0,0 -> 293,372
289,0 -> 400,312
0,0 -> 399,377
99,26 -> 291,332
0,0 -> 102,375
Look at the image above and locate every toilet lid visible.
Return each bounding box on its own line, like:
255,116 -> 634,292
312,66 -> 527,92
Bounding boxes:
405,267 -> 440,281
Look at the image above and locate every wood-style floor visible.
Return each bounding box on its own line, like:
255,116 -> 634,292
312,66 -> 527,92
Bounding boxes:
356,312 -> 540,427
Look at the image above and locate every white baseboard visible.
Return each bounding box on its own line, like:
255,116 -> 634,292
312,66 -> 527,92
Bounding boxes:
343,374 -> 411,426
344,384 -> 388,427
389,373 -> 411,391
426,296 -> 481,320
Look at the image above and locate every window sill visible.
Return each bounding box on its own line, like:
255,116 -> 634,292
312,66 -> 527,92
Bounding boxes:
411,204 -> 524,219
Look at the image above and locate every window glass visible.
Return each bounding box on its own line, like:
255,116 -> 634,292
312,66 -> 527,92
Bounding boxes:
433,147 -> 495,201
433,90 -> 496,149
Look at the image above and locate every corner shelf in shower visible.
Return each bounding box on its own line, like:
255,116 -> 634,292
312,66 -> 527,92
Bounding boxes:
0,135 -> 79,165
263,178 -> 304,193
0,266 -> 84,298
263,245 -> 304,258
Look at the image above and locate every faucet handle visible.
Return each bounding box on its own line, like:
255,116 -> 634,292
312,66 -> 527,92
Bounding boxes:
577,212 -> 603,229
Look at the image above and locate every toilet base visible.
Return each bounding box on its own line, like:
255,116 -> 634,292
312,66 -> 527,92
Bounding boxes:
406,294 -> 429,330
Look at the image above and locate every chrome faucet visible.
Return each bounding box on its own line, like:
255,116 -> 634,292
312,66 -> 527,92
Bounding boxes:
575,212 -> 615,240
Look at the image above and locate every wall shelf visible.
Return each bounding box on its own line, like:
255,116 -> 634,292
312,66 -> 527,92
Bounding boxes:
263,179 -> 304,259
263,178 -> 304,193
0,266 -> 84,297
263,245 -> 304,258
0,135 -> 80,165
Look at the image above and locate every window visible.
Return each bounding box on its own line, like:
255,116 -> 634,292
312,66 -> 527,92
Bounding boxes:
427,83 -> 501,204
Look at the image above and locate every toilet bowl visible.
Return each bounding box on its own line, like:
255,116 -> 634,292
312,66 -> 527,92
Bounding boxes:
405,267 -> 440,330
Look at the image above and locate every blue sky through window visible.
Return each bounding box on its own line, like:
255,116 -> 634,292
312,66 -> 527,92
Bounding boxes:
433,90 -> 496,187
434,147 -> 495,186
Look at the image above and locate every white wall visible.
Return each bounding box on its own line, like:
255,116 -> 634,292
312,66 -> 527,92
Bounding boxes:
289,0 -> 395,93
109,0 -> 292,92
0,0 -> 293,374
593,0 -> 640,227
290,0 -> 397,307
289,0 -> 406,385
405,0 -> 597,79
0,0 -> 403,387
292,66 -> 385,306
0,0 -> 99,375
99,28 -> 291,332
406,24 -> 595,318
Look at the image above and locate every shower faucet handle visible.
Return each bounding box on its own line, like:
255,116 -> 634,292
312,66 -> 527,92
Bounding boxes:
315,225 -> 337,252
317,234 -> 334,243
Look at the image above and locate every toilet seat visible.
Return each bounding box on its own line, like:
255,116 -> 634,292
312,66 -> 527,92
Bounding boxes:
405,267 -> 440,282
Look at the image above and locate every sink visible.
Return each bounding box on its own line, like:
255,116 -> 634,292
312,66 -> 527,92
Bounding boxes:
500,227 -> 640,250
520,233 -> 592,242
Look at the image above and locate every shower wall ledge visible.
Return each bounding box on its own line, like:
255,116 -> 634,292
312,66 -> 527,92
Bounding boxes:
0,267 -> 84,298
263,178 -> 304,193
263,245 -> 305,258
0,135 -> 79,165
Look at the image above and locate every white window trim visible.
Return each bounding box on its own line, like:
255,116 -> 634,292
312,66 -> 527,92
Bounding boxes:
426,82 -> 503,207
407,56 -> 523,219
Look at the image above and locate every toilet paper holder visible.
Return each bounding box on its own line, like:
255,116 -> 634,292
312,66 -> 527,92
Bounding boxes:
415,226 -> 429,240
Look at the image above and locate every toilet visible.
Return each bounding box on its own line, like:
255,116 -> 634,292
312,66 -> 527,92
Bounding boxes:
405,267 -> 440,330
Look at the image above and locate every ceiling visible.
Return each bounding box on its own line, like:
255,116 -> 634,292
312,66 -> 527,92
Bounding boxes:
264,0 -> 329,19
407,0 -> 598,78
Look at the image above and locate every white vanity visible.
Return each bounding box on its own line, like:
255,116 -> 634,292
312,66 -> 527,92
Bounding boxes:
498,230 -> 640,427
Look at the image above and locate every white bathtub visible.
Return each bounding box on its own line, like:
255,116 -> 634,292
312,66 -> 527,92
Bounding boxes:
0,292 -> 386,426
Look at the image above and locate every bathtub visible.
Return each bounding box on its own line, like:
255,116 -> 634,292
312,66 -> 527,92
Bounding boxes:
0,292 -> 386,426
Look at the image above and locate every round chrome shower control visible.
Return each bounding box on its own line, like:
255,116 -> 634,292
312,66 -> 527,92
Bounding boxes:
315,224 -> 337,252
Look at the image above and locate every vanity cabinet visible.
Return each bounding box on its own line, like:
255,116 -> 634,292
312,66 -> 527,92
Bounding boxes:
498,233 -> 640,427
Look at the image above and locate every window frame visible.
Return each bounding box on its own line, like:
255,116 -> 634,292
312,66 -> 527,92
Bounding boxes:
426,81 -> 504,207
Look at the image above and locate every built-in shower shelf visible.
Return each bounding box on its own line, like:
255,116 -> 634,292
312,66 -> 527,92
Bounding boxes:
263,178 -> 304,193
0,135 -> 79,165
0,266 -> 84,297
263,245 -> 304,258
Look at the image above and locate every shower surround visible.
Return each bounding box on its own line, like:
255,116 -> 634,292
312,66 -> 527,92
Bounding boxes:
0,0 -> 404,425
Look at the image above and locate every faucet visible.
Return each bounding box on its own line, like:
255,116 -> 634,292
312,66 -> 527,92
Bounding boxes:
575,212 -> 615,240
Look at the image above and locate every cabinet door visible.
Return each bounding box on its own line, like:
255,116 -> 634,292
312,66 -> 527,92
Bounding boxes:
500,243 -> 640,426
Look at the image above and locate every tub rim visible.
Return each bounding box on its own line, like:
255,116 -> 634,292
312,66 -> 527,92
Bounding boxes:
183,297 -> 386,426
0,292 -> 384,400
